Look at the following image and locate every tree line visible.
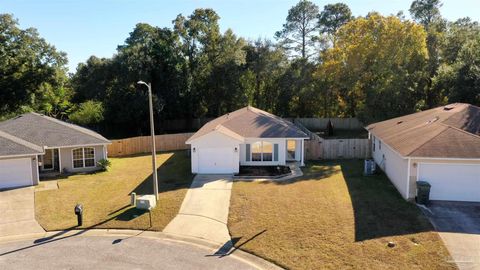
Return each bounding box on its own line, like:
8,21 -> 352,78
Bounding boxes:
1,0 -> 479,138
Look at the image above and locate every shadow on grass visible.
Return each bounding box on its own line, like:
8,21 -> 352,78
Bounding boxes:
207,229 -> 267,257
133,150 -> 194,195
235,159 -> 434,241
339,160 -> 434,241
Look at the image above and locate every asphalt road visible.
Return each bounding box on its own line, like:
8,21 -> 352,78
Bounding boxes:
0,235 -> 257,270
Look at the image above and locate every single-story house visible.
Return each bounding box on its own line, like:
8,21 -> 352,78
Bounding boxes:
0,112 -> 111,189
367,103 -> 480,202
186,106 -> 309,174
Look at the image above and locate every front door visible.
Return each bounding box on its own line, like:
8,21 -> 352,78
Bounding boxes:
42,149 -> 54,170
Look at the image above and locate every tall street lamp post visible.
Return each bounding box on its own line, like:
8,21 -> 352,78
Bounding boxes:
137,80 -> 159,201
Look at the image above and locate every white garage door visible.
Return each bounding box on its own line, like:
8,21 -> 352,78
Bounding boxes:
418,163 -> 480,202
198,147 -> 235,174
0,158 -> 33,189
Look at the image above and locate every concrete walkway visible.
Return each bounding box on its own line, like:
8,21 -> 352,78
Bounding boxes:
163,175 -> 233,245
0,187 -> 44,237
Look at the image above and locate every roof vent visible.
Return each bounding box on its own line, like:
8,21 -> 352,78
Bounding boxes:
397,121 -> 403,125
426,116 -> 439,124
443,104 -> 456,111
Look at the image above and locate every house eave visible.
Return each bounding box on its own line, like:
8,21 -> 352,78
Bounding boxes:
0,152 -> 44,159
44,142 -> 111,149
407,156 -> 480,161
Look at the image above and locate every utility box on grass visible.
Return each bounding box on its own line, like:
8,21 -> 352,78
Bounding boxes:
135,195 -> 156,210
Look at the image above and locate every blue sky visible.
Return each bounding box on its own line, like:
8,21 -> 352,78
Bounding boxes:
2,0 -> 479,72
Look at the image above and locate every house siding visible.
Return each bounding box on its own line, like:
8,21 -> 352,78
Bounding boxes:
372,136 -> 409,199
60,145 -> 107,173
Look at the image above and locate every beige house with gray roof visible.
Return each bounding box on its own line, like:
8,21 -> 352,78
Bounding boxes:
367,103 -> 480,202
186,106 -> 309,174
0,112 -> 110,189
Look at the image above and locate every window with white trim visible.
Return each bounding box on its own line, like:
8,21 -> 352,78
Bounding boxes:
262,141 -> 273,161
72,147 -> 95,168
250,141 -> 273,162
251,142 -> 262,161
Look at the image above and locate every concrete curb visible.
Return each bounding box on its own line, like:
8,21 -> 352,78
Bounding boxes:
0,229 -> 283,270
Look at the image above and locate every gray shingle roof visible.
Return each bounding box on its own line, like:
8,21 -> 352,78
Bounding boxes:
0,130 -> 43,157
367,103 -> 480,158
187,106 -> 308,142
0,112 -> 110,148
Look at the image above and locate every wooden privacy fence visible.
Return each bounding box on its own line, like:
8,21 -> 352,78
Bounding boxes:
321,139 -> 371,159
108,118 -> 370,159
305,137 -> 371,160
294,119 -> 371,160
108,132 -> 194,157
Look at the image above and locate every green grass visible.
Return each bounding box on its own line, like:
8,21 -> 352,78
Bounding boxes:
228,160 -> 455,270
35,151 -> 193,231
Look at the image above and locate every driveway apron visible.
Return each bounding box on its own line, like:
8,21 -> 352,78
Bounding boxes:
422,201 -> 480,270
0,187 -> 44,237
163,174 -> 233,245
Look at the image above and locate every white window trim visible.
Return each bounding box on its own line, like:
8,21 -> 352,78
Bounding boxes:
250,141 -> 274,162
72,147 -> 96,169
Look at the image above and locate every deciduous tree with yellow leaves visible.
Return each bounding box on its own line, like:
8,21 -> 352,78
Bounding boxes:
318,13 -> 429,123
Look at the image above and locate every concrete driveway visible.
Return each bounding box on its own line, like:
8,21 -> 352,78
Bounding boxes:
164,175 -> 233,245
423,201 -> 480,270
0,235 -> 257,269
0,187 -> 44,237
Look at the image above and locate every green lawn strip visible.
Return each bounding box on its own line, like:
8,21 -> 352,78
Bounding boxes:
228,160 -> 455,269
35,151 -> 193,231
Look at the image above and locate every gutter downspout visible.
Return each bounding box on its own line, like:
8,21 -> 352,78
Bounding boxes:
301,139 -> 305,166
406,158 -> 411,200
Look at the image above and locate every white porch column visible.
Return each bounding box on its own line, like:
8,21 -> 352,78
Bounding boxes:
103,145 -> 108,159
34,156 -> 40,185
58,148 -> 62,173
300,139 -> 305,166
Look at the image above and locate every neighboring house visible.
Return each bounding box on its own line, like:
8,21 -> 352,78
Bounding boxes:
186,106 -> 309,174
0,112 -> 111,189
367,103 -> 480,202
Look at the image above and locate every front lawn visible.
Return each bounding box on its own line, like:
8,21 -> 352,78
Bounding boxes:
228,160 -> 455,269
35,151 -> 193,231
